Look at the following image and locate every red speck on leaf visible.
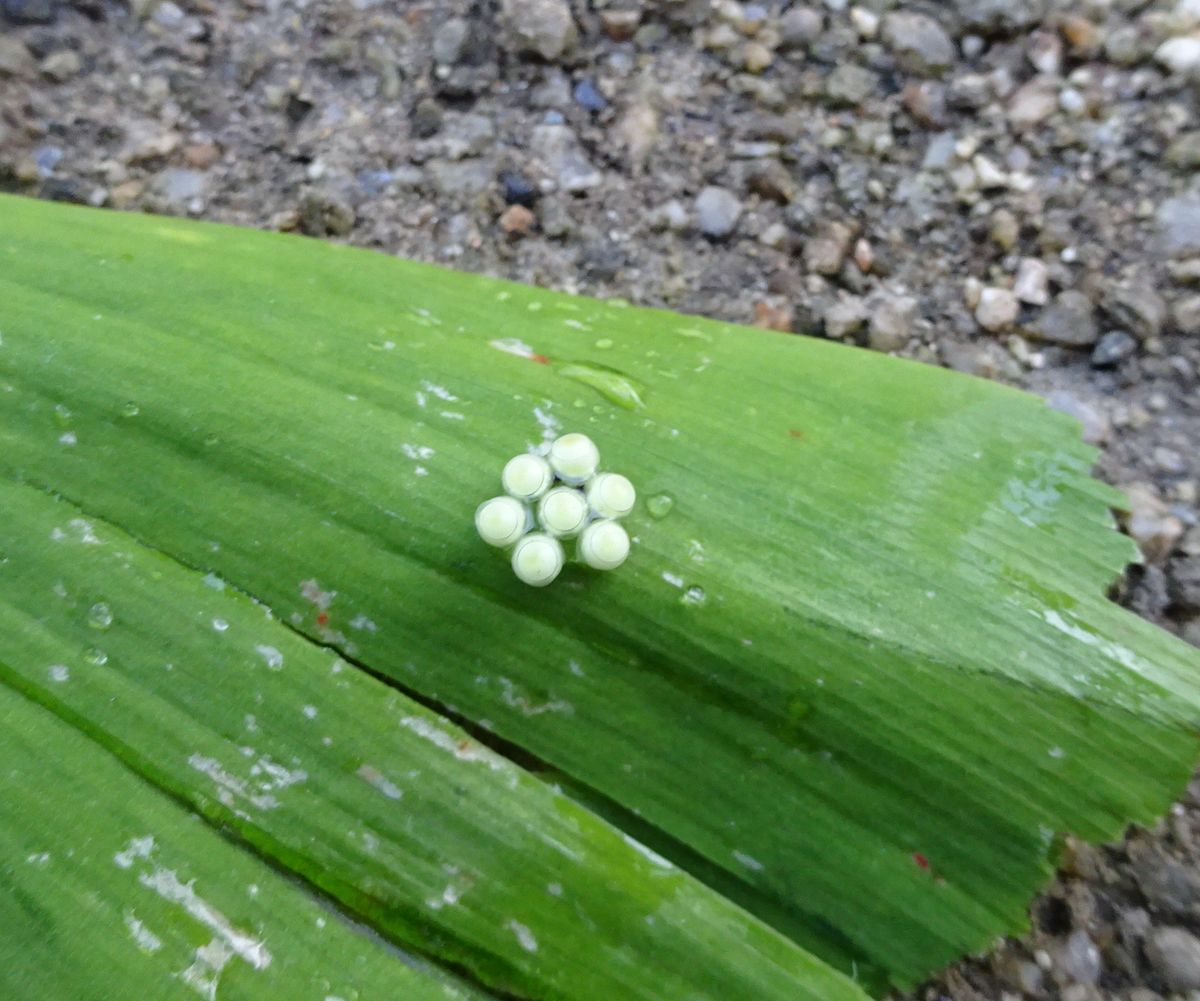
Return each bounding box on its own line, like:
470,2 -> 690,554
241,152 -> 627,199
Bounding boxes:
789,429 -> 805,440
913,852 -> 930,870
316,611 -> 329,626
457,739 -> 472,752
531,353 -> 550,365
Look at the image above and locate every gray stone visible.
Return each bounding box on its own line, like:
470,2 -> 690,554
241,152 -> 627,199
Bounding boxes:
975,286 -> 1019,332
0,0 -> 55,23
152,168 -> 207,206
868,294 -> 918,352
1169,555 -> 1200,612
433,18 -> 470,65
695,186 -> 742,239
1028,290 -> 1098,347
501,0 -> 578,62
0,35 -> 35,77
954,0 -> 1045,34
825,63 -> 877,106
880,13 -> 956,77
1013,258 -> 1049,305
1046,390 -> 1110,445
1147,927 -> 1200,991
426,159 -> 495,198
529,124 -> 602,193
778,6 -> 823,50
1174,294 -> 1200,335
1103,282 -> 1167,341
1156,37 -> 1200,79
1120,484 -> 1185,563
1091,330 -> 1137,368
40,49 -> 80,81
803,221 -> 855,275
1158,195 -> 1200,256
1008,77 -> 1058,130
1056,930 -> 1101,986
823,296 -> 867,339
1167,132 -> 1200,170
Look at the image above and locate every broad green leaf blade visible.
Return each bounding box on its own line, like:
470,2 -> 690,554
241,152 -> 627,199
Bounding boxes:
0,685 -> 484,1001
0,477 -> 867,1001
2,194 -> 1199,989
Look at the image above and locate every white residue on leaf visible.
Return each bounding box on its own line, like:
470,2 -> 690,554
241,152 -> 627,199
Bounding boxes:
349,615 -> 377,632
439,410 -> 465,421
26,852 -> 51,865
48,664 -> 70,683
124,913 -> 163,954
302,705 -> 318,719
58,431 -> 77,446
415,466 -> 429,476
1040,610 -> 1151,679
425,883 -> 464,911
401,443 -> 435,460
533,404 -> 561,449
201,573 -> 226,591
490,337 -> 535,359
254,645 -> 284,670
505,919 -> 539,953
357,764 -> 404,800
415,390 -> 428,408
399,716 -> 506,773
138,866 -> 272,971
662,572 -> 684,588
733,850 -> 765,872
114,835 -> 156,870
299,579 -> 336,611
421,380 -> 458,402
51,518 -> 102,545
188,753 -> 306,812
498,677 -> 572,716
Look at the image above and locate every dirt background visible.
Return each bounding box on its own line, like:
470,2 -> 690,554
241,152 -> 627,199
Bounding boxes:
2,0 -> 1199,998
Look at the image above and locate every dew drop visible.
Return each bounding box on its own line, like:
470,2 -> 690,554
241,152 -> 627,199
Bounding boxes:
53,403 -> 72,426
594,338 -> 614,350
681,586 -> 706,606
87,602 -> 113,630
203,433 -> 220,447
212,617 -> 230,633
556,362 -> 646,410
646,493 -> 675,519
120,402 -> 140,418
84,646 -> 109,666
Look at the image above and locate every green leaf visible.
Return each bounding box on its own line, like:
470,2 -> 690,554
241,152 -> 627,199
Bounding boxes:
1,194 -> 1198,994
0,684 -> 485,1001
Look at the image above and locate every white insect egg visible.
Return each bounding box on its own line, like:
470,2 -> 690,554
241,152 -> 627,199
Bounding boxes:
475,496 -> 529,548
538,487 -> 590,538
512,533 -> 565,587
548,433 -> 600,485
502,453 -> 554,500
578,519 -> 630,571
586,472 -> 636,520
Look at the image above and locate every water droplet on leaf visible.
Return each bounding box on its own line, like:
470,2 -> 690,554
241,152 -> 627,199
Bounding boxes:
681,586 -> 706,606
85,646 -> 108,666
87,602 -> 113,630
594,338 -> 614,350
646,493 -> 675,519
121,402 -> 140,418
556,362 -> 646,410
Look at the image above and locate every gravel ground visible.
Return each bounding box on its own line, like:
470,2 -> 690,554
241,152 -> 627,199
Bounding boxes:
2,0 -> 1199,997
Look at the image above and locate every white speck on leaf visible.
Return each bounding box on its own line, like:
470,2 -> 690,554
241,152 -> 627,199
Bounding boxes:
302,705 -> 318,719
201,573 -> 226,591
59,431 -> 77,446
349,615 -> 377,632
357,764 -> 404,800
421,380 -> 458,402
622,834 -> 676,871
662,572 -> 684,588
733,850 -> 765,872
114,836 -> 156,870
124,913 -> 163,954
506,919 -> 539,953
48,664 -> 70,683
254,645 -> 284,670
490,337 -> 535,359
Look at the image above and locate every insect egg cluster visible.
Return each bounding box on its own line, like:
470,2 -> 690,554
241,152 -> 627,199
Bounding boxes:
475,433 -> 635,587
